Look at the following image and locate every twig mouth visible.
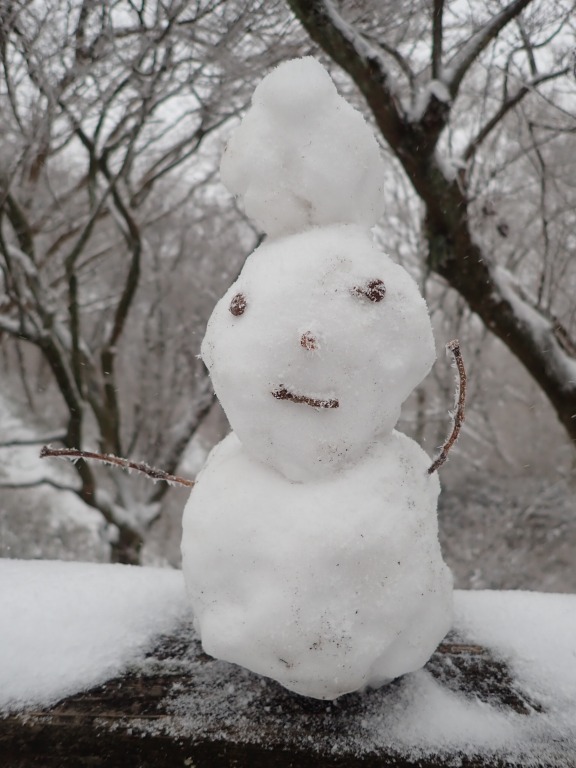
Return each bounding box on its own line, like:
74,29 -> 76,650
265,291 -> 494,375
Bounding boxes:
272,387 -> 339,409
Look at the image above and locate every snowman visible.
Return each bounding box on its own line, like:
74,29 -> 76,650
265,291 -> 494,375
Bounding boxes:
181,58 -> 453,700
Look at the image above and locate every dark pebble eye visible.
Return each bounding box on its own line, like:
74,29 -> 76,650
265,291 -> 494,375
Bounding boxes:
229,292 -> 247,316
352,279 -> 386,302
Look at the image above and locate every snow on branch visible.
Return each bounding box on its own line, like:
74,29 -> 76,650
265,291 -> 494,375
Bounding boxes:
493,266 -> 576,381
409,79 -> 452,123
287,0 -> 407,123
443,0 -> 533,97
0,316 -> 34,340
363,34 -> 415,88
428,340 -> 467,474
320,0 -> 397,84
40,446 -> 195,488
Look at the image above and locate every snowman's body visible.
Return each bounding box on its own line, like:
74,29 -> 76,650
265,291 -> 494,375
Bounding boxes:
182,58 -> 453,700
183,431 -> 451,700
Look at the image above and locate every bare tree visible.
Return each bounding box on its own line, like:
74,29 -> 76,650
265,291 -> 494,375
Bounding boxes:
0,0 -> 302,563
286,0 -> 576,455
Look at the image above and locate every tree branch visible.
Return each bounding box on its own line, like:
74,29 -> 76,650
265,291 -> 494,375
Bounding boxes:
56,107 -> 142,455
363,34 -> 415,90
62,169 -> 123,398
289,0 -> 576,449
98,158 -> 142,350
432,0 -> 444,80
0,478 -> 80,494
148,384 -> 216,504
463,68 -> 569,162
428,192 -> 576,445
3,192 -> 35,262
286,0 -> 415,161
99,168 -> 141,457
40,446 -> 195,489
444,0 -> 534,98
0,315 -> 36,341
0,433 -> 66,448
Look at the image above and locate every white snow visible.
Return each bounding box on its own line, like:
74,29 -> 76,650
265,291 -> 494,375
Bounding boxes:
410,79 -> 452,122
0,559 -> 187,711
220,57 -> 385,237
182,430 -> 451,700
186,57 -> 451,700
2,559 -> 575,764
133,592 -> 576,764
494,265 -> 576,387
201,224 -> 436,482
454,590 -> 576,712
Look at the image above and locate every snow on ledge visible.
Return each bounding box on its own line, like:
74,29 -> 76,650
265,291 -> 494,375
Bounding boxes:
1,559 -> 576,762
0,559 -> 188,711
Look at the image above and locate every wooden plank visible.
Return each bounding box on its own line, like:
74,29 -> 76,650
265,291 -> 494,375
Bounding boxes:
0,623 -> 557,767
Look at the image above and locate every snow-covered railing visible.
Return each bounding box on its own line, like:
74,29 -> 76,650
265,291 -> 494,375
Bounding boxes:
1,560 -> 575,767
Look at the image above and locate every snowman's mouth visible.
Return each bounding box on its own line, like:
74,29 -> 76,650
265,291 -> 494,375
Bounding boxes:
272,386 -> 339,409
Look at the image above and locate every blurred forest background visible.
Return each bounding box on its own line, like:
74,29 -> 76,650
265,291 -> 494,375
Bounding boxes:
0,0 -> 574,590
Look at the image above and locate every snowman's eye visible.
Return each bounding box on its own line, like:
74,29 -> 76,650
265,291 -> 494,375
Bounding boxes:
351,279 -> 386,302
230,292 -> 247,316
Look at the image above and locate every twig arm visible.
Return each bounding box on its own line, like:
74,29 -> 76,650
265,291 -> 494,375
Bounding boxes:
428,339 -> 467,474
40,446 -> 195,488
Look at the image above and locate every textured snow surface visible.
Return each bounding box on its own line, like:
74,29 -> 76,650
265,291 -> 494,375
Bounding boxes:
0,559 -> 187,710
201,224 -> 436,481
2,560 -> 575,764
220,57 -> 385,236
182,430 -> 452,699
197,55 -> 445,700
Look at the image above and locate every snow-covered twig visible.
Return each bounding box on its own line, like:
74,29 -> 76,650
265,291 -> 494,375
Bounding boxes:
428,340 -> 466,474
40,446 -> 195,488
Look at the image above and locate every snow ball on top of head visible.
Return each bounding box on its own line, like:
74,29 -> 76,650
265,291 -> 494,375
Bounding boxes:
220,57 -> 385,238
251,56 -> 336,117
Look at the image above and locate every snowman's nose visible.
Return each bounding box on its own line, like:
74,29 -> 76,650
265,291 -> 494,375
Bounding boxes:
300,331 -> 318,351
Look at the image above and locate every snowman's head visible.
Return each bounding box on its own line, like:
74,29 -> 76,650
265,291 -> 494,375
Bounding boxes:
201,226 -> 436,482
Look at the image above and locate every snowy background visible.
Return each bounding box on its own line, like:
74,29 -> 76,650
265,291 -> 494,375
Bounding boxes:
2,383 -> 573,592
0,4 -> 575,762
0,0 -> 575,702
1,0 -> 574,586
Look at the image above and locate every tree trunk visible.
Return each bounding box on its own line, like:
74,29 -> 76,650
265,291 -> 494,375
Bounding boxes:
286,0 -> 576,453
110,526 -> 144,566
